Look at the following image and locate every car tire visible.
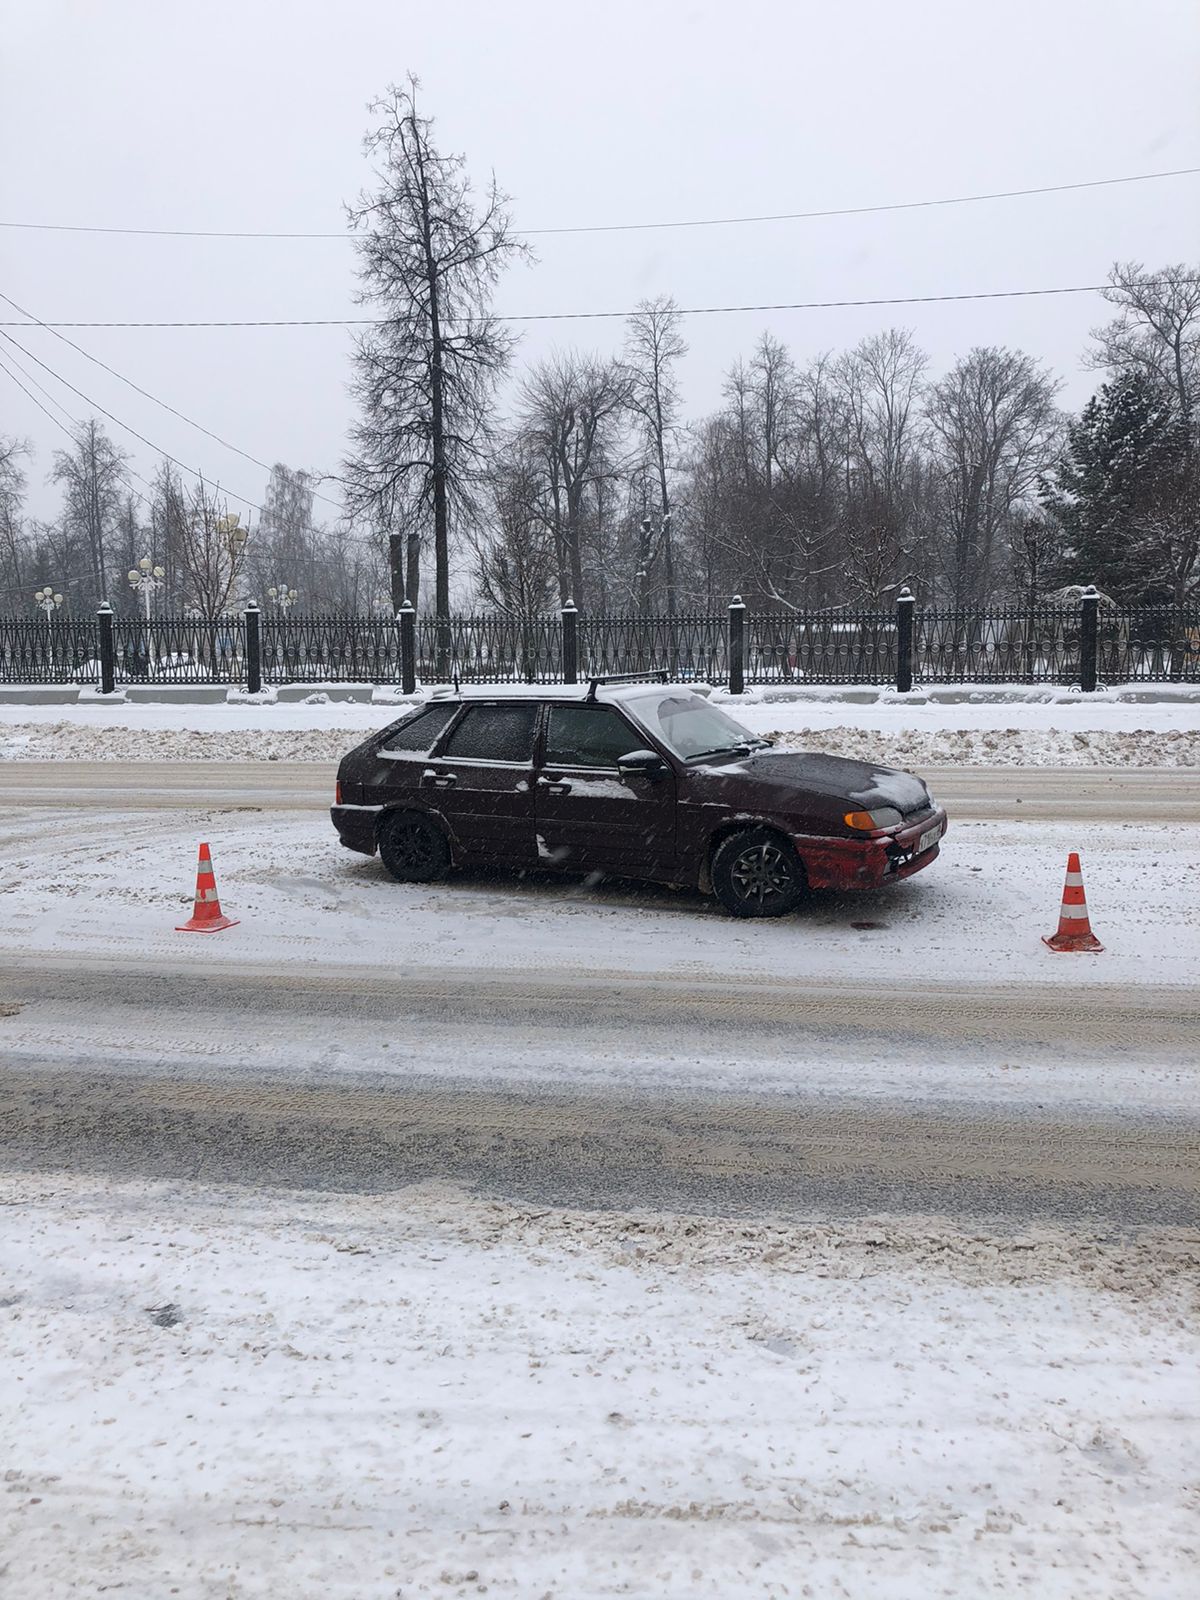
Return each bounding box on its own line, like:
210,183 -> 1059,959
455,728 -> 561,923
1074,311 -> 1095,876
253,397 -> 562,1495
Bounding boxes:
710,827 -> 805,918
377,809 -> 451,884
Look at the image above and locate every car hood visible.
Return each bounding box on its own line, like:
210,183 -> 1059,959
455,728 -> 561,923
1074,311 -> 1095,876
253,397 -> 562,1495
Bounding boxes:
691,748 -> 932,816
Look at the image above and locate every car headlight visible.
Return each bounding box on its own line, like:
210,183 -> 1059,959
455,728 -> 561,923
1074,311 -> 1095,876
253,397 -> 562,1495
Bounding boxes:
844,807 -> 904,831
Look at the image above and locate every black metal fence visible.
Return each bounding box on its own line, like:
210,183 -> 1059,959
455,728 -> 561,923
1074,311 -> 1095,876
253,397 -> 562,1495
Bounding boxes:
2,593 -> 1198,691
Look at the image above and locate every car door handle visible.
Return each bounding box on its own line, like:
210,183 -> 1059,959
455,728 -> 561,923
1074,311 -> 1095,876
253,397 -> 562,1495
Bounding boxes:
538,778 -> 571,795
422,769 -> 457,789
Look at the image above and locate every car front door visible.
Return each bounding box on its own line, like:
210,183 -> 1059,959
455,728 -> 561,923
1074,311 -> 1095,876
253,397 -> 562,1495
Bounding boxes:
534,702 -> 679,879
422,701 -> 538,866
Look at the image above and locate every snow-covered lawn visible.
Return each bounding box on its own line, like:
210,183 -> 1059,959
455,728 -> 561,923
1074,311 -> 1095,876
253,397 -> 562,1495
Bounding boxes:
0,811 -> 1196,998
1,691 -> 1198,764
1,1173 -> 1195,1600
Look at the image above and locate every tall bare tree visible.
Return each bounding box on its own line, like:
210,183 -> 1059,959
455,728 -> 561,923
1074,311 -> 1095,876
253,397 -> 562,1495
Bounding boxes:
1089,261 -> 1200,418
343,78 -> 526,619
172,479 -> 250,620
623,297 -> 687,616
472,443 -> 558,616
924,346 -> 1061,604
835,330 -> 928,602
518,352 -> 630,608
50,420 -> 128,602
0,435 -> 29,608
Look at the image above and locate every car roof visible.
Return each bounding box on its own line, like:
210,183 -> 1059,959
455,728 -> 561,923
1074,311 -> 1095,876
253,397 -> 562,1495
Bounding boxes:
427,681 -> 697,706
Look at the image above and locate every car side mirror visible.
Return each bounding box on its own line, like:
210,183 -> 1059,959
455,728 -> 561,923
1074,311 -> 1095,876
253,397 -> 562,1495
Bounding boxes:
617,749 -> 667,778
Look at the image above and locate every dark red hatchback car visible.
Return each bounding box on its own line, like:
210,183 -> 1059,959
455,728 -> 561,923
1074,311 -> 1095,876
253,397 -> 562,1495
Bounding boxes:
331,676 -> 947,917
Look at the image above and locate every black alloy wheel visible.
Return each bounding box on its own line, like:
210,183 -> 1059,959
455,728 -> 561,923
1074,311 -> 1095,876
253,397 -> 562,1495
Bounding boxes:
377,810 -> 451,884
711,827 -> 805,918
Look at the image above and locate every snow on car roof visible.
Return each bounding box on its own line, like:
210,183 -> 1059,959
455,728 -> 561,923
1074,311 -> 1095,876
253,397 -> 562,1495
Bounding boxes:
429,680 -> 701,703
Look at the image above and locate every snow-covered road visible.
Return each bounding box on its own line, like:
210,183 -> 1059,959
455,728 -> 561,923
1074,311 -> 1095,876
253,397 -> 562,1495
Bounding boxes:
1,1174 -> 1196,1600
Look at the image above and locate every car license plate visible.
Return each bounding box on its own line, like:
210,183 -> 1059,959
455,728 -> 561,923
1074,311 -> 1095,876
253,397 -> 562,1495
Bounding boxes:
917,823 -> 942,855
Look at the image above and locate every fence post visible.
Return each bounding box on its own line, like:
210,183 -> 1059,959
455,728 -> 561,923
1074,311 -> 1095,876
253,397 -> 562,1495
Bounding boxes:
561,599 -> 579,685
895,586 -> 915,693
1079,584 -> 1099,692
728,594 -> 746,694
245,602 -> 261,695
97,601 -> 115,694
398,602 -> 416,695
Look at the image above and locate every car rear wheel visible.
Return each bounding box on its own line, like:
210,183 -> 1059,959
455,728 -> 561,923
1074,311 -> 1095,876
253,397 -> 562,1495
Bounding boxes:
710,827 -> 805,918
378,810 -> 451,884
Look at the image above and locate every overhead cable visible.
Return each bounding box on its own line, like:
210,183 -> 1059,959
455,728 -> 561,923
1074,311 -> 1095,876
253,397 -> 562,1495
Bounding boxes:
4,278 -> 1197,330
0,165 -> 1193,239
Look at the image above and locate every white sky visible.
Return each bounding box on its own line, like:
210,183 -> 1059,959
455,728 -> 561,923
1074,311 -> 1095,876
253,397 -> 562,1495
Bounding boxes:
3,0 -> 1198,523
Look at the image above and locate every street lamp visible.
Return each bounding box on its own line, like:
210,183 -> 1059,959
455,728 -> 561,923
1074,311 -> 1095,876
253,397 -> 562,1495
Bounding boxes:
128,555 -> 166,620
33,586 -> 63,620
267,584 -> 299,613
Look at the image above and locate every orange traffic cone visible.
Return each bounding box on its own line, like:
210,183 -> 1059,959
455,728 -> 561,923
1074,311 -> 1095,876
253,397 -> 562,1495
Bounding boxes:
1042,851 -> 1103,953
176,842 -> 239,934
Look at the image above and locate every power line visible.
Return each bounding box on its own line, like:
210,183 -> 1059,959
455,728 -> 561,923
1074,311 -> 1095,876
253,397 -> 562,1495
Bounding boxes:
0,287 -> 344,511
0,165 -> 1194,240
3,278 -> 1195,331
0,353 -> 158,518
0,328 -> 267,516
0,351 -> 80,443
0,341 -> 80,434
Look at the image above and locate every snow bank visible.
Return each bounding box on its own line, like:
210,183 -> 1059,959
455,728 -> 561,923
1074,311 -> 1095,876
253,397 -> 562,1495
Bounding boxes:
0,690 -> 1197,765
1,1173 -> 1195,1600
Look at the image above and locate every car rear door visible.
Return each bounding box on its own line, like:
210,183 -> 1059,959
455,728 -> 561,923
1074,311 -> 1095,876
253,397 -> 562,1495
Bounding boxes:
534,702 -> 679,879
421,701 -> 538,866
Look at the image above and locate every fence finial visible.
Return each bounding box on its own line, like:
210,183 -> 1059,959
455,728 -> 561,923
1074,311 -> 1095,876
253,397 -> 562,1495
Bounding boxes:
728,594 -> 746,610
897,586 -> 915,603
561,598 -> 578,614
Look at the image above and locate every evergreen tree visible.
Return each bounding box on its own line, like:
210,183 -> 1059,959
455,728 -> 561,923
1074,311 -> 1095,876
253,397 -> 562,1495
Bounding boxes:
1040,371 -> 1191,601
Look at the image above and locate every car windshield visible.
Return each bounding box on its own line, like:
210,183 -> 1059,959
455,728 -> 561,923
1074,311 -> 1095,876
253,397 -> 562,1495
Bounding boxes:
627,690 -> 765,760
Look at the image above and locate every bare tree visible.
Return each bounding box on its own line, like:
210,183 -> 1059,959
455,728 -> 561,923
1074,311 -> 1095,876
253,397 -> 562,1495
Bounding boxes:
924,346 -> 1062,604
0,435 -> 30,608
1089,261 -> 1200,418
518,352 -> 630,608
623,297 -> 687,616
835,330 -> 928,603
50,420 -> 128,602
173,480 -> 250,620
471,443 -> 558,616
343,78 -> 526,620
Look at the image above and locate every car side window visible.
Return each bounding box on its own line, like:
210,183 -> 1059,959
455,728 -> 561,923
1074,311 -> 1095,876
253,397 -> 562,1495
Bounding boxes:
440,704 -> 538,763
545,705 -> 645,768
377,703 -> 459,755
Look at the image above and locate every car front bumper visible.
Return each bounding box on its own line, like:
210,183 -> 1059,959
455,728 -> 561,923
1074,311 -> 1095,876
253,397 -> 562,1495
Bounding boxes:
794,808 -> 949,890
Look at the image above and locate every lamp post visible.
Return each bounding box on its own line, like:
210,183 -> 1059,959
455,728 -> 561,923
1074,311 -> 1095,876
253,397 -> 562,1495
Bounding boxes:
128,556 -> 165,670
33,585 -> 63,621
266,584 -> 298,614
127,556 -> 165,621
33,587 -> 64,674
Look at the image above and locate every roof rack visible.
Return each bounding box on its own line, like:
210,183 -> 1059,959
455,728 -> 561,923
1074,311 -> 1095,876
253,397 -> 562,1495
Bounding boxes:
585,668 -> 670,702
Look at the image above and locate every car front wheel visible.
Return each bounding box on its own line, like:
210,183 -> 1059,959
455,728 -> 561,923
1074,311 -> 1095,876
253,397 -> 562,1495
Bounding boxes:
378,810 -> 451,884
710,827 -> 805,918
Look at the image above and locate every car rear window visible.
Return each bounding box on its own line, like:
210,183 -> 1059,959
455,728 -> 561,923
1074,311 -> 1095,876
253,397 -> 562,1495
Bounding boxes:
377,702 -> 459,754
440,704 -> 538,763
545,705 -> 645,767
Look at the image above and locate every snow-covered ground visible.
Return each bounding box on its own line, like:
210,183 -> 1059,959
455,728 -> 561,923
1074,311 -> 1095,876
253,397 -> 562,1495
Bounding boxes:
1,810 -> 1196,999
1,1173 -> 1195,1600
1,691 -> 1198,764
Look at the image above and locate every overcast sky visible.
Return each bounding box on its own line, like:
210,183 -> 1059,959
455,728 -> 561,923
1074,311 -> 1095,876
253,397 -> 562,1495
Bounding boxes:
3,0 -> 1198,523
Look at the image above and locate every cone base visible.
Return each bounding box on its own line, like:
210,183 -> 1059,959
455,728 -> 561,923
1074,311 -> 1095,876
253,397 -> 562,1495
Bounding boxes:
1042,931 -> 1103,953
176,914 -> 239,934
